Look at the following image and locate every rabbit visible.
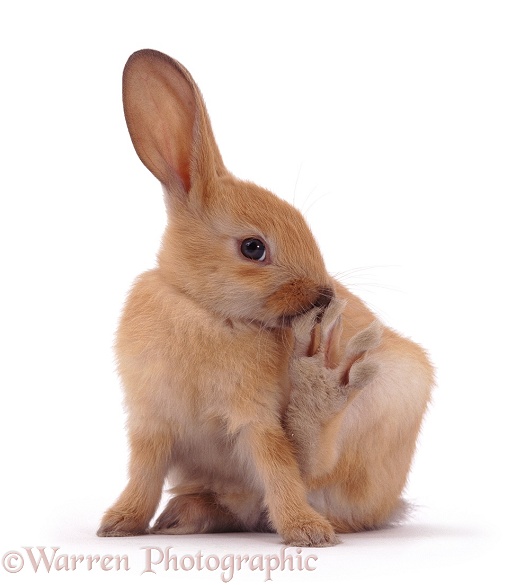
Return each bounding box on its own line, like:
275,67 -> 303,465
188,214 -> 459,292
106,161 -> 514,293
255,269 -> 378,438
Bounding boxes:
97,49 -> 434,547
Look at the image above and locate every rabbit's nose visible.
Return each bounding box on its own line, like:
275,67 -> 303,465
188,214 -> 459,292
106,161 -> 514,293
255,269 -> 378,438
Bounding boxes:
313,287 -> 334,310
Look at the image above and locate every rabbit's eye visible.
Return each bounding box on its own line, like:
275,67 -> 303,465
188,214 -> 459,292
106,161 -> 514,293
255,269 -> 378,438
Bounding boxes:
241,238 -> 266,262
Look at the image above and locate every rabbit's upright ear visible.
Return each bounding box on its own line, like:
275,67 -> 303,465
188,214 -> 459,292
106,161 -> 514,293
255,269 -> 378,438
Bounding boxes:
122,49 -> 225,196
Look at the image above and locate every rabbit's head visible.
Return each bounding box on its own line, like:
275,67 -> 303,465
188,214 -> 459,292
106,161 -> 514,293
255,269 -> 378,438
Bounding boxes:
123,50 -> 333,328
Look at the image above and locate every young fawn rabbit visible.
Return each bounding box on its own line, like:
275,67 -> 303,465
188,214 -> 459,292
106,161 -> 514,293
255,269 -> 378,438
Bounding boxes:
97,49 -> 434,546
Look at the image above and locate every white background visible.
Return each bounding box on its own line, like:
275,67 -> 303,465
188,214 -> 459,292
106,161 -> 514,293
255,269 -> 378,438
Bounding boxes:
1,1 -> 524,583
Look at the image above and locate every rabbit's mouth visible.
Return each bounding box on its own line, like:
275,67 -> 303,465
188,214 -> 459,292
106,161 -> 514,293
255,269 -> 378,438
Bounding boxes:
270,285 -> 334,328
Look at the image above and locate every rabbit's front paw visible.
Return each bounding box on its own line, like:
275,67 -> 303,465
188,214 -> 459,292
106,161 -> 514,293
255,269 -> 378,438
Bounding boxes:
97,509 -> 148,537
280,511 -> 338,547
289,299 -> 382,418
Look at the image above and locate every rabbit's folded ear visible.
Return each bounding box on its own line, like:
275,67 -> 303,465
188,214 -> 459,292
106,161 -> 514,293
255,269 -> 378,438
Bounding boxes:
122,49 -> 225,196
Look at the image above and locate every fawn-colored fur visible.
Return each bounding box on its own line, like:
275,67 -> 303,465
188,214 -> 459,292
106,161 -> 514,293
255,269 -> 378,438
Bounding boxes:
97,50 -> 434,546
